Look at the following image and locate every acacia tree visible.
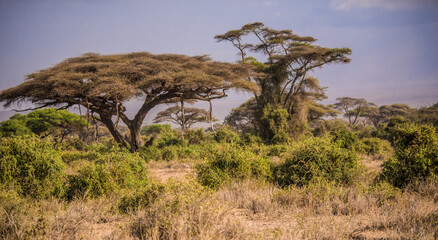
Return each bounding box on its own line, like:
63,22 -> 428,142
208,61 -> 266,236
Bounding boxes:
216,22 -> 351,138
0,52 -> 256,152
363,103 -> 413,127
153,104 -> 216,132
334,97 -> 375,125
0,108 -> 87,142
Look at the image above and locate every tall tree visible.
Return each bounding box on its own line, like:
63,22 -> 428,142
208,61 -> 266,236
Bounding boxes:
0,52 -> 256,152
363,103 -> 414,127
0,108 -> 87,142
153,104 -> 216,132
334,97 -> 375,125
215,22 -> 351,138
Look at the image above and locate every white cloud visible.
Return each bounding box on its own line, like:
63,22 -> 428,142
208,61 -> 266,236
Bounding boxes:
331,0 -> 434,11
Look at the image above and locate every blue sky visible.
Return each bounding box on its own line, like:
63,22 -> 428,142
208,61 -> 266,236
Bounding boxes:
1,0 -> 437,123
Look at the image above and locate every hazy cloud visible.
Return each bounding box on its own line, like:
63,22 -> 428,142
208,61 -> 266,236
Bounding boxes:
331,0 -> 435,11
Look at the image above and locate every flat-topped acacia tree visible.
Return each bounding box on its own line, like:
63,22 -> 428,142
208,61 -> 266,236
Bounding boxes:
0,52 -> 257,152
216,22 -> 351,138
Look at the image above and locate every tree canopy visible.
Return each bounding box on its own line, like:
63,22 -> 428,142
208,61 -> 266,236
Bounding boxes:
153,105 -> 215,132
0,108 -> 87,142
0,52 -> 256,152
216,22 -> 351,139
334,97 -> 375,125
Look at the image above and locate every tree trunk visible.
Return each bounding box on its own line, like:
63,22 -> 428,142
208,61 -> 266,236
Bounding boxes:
128,125 -> 142,153
208,99 -> 216,133
181,99 -> 186,132
100,114 -> 130,149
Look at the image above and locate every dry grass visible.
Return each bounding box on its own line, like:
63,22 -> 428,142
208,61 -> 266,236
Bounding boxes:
148,160 -> 193,183
1,157 -> 437,239
212,178 -> 438,239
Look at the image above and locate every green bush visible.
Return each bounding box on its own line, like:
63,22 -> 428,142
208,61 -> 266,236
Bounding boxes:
382,123 -> 438,188
141,124 -> 184,147
312,119 -> 349,137
138,145 -> 162,161
184,128 -> 207,144
331,129 -> 358,150
214,125 -> 240,144
358,137 -> 393,156
242,133 -> 263,145
274,137 -> 360,187
196,144 -> 272,189
0,136 -> 66,198
66,146 -> 149,199
267,144 -> 287,157
261,104 -> 290,144
161,146 -> 178,161
0,114 -> 31,137
118,183 -> 165,213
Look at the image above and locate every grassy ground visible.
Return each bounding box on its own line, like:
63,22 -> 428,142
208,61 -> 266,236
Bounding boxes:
1,150 -> 437,239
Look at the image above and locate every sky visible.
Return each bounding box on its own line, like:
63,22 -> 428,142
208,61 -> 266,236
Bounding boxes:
0,0 -> 437,124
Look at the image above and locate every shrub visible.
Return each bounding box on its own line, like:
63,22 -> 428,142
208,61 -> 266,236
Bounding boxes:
274,137 -> 360,187
214,125 -> 240,144
382,123 -> 438,188
331,129 -> 358,150
161,146 -> 178,161
312,119 -> 348,137
261,104 -> 290,144
118,183 -> 165,213
267,144 -> 287,157
184,128 -> 207,144
141,124 -> 184,147
241,133 -> 263,145
0,136 -> 66,198
138,145 -> 162,161
0,114 -> 31,137
66,146 -> 149,199
196,144 -> 272,189
358,137 -> 393,156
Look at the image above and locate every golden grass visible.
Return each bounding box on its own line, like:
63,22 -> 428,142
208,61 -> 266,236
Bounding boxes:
1,157 -> 437,239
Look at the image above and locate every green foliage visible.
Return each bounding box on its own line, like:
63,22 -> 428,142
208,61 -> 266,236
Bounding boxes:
261,104 -> 290,144
331,129 -> 358,150
411,103 -> 438,128
267,144 -> 288,157
141,124 -> 173,136
161,146 -> 178,161
141,124 -> 185,148
25,108 -> 87,137
118,183 -> 165,213
374,116 -> 411,142
312,119 -> 349,137
138,145 -> 163,161
214,125 -> 240,144
241,132 -> 263,145
382,122 -> 438,188
0,114 -> 31,137
184,128 -> 207,144
358,137 -> 393,156
0,136 -> 66,198
66,146 -> 149,199
0,109 -> 87,142
274,137 -> 360,187
196,144 -> 273,189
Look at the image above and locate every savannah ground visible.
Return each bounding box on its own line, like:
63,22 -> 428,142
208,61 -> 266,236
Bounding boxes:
1,122 -> 437,239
